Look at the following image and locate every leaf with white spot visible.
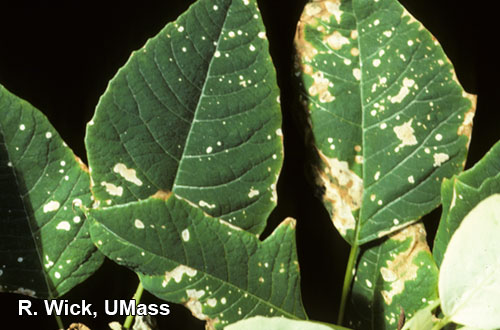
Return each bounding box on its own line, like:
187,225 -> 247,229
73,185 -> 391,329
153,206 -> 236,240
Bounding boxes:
346,223 -> 438,330
439,194 -> 500,329
85,0 -> 282,235
434,140 -> 500,267
294,0 -> 476,244
0,84 -> 103,298
226,316 -> 350,330
88,195 -> 306,329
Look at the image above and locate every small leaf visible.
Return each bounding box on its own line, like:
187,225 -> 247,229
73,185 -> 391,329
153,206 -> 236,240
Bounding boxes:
88,195 -> 306,329
225,316 -> 350,330
434,140 -> 500,267
439,194 -> 500,329
85,0 -> 282,234
294,0 -> 475,244
0,84 -> 103,298
346,223 -> 438,329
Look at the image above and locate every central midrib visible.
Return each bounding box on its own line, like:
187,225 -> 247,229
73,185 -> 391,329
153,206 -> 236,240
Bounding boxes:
172,1 -> 232,193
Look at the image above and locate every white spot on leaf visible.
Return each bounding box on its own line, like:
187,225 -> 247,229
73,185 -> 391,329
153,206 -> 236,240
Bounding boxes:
56,221 -> 71,231
182,229 -> 190,242
390,78 -> 415,103
163,265 -> 198,287
199,200 -> 216,209
101,182 -> 123,196
433,153 -> 449,167
43,201 -> 60,213
134,219 -> 145,229
393,119 -> 418,149
113,163 -> 143,186
248,188 -> 260,198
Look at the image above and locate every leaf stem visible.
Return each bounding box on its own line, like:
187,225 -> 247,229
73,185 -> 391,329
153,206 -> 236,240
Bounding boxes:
337,241 -> 359,325
431,314 -> 451,330
123,281 -> 144,329
54,312 -> 64,329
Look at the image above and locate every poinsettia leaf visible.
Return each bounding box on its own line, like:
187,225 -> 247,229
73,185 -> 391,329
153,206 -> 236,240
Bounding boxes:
294,0 -> 475,244
0,84 -> 103,298
346,223 -> 438,329
88,194 -> 306,329
85,0 -> 282,234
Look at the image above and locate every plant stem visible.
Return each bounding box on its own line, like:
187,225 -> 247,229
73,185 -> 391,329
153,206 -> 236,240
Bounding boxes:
337,241 -> 360,325
123,281 -> 144,329
431,315 -> 451,330
54,312 -> 64,330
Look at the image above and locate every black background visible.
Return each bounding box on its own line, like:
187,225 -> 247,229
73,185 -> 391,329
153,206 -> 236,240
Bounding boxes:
0,1 -> 496,329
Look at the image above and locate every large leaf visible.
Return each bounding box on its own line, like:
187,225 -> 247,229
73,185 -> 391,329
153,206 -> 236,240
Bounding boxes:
0,84 -> 103,298
438,194 -> 500,329
433,140 -> 500,267
294,0 -> 476,244
346,223 -> 438,329
85,0 -> 282,235
226,316 -> 351,330
88,194 -> 306,329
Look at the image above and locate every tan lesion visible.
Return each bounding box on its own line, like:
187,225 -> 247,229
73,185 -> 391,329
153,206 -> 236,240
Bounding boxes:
314,149 -> 363,237
457,93 -> 477,149
74,155 -> 89,173
380,222 -> 432,305
294,0 -> 344,63
151,190 -> 172,200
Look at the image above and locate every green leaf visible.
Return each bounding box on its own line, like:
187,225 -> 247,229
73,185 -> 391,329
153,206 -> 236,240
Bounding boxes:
88,195 -> 306,329
85,0 -> 282,235
225,316 -> 351,330
439,194 -> 500,329
294,0 -> 475,244
0,84 -> 103,298
434,140 -> 500,267
346,223 -> 438,329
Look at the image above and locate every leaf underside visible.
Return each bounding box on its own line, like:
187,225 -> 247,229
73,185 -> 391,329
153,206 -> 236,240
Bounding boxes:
0,84 -> 103,298
85,0 -> 283,235
294,0 -> 475,245
226,316 -> 347,330
89,195 -> 306,329
439,194 -> 500,329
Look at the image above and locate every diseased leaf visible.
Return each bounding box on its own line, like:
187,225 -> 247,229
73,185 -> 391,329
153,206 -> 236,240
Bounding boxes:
85,0 -> 282,234
434,140 -> 500,267
439,194 -> 500,329
88,195 -> 306,329
294,0 -> 476,244
225,316 -> 350,330
0,84 -> 103,298
346,223 -> 438,330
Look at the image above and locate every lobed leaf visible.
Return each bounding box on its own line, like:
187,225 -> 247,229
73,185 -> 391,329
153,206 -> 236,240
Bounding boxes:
439,194 -> 500,329
433,140 -> 500,267
0,84 -> 103,298
88,195 -> 306,329
85,0 -> 283,235
294,0 -> 476,244
346,223 -> 438,329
